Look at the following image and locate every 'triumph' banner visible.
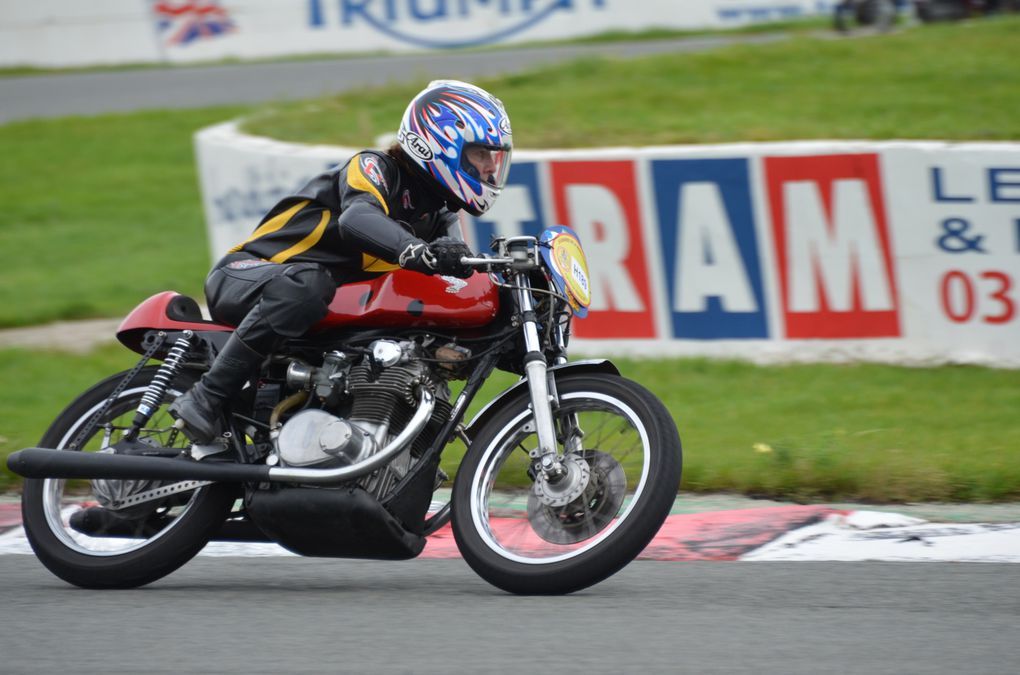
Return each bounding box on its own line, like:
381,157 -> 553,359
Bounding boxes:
195,122 -> 1020,367
1,0 -> 833,67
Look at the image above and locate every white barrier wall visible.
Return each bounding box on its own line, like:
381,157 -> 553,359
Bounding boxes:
0,0 -> 833,67
195,121 -> 1020,367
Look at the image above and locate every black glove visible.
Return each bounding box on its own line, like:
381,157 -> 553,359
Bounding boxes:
397,240 -> 439,275
398,238 -> 473,278
429,237 -> 474,278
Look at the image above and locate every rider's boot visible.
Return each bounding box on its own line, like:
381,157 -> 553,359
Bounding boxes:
168,332 -> 265,445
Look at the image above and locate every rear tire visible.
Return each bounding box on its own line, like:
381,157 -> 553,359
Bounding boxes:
452,374 -> 682,595
21,367 -> 237,589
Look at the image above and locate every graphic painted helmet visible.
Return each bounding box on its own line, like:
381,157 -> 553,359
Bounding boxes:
397,80 -> 512,216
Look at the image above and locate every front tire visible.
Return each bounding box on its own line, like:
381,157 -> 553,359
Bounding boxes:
21,367 -> 237,589
452,374 -> 682,595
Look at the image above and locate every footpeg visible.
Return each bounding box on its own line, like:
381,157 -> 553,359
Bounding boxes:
190,442 -> 230,461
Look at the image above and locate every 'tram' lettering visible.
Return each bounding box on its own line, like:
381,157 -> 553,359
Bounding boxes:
549,161 -> 656,338
652,158 -> 768,339
765,154 -> 901,338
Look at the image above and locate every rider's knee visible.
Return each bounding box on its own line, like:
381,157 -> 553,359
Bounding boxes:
260,264 -> 335,337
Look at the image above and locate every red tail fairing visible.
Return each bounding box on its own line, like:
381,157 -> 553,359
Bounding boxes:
116,291 -> 232,353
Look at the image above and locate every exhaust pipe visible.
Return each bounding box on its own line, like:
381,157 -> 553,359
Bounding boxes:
7,388 -> 436,486
7,448 -> 271,483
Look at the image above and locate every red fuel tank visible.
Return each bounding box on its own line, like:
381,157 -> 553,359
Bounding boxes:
314,269 -> 500,331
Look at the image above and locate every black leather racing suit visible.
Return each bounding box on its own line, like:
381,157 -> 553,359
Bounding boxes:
204,150 -> 463,350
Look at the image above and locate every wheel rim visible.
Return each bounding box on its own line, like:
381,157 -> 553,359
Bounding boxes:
42,384 -> 204,557
468,391 -> 650,565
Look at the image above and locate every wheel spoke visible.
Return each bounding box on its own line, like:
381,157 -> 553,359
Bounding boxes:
38,376 -> 204,557
471,395 -> 647,562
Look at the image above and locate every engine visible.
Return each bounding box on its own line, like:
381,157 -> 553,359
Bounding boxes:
272,340 -> 454,499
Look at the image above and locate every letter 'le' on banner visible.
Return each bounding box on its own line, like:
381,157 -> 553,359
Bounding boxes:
548,161 -> 656,338
765,154 -> 902,339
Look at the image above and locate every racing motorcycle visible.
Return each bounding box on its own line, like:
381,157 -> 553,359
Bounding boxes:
7,226 -> 682,595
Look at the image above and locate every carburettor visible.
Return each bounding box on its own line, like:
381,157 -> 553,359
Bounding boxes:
284,350 -> 350,406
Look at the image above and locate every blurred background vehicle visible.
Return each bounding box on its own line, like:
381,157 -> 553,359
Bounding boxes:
914,0 -> 1019,22
835,0 -> 1019,31
834,0 -> 900,32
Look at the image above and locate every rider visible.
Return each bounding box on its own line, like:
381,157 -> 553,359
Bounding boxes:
169,80 -> 513,445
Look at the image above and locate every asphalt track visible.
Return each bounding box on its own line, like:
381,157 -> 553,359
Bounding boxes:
0,33 -> 787,123
1,555 -> 1017,674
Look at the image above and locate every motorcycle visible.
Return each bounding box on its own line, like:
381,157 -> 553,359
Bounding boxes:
7,226 -> 682,595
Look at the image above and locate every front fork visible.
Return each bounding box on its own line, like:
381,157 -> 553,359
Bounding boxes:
512,274 -> 581,480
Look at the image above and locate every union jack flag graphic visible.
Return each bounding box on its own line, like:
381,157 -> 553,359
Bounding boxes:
153,2 -> 236,47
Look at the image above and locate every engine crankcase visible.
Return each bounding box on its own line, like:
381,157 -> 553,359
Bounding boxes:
276,409 -> 376,468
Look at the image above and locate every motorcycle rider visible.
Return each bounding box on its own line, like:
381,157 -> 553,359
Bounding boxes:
169,80 -> 513,445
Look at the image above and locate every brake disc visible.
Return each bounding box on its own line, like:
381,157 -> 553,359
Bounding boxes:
527,450 -> 627,545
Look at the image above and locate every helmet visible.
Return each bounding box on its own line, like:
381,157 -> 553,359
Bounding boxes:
397,80 -> 512,217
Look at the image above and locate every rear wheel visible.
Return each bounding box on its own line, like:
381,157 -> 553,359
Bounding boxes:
452,374 -> 682,595
21,367 -> 237,588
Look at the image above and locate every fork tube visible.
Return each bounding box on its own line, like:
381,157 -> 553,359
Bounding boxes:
512,274 -> 560,468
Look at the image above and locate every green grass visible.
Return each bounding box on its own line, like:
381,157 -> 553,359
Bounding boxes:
2,348 -> 1017,502
243,17 -> 1020,147
624,358 -> 1020,503
0,345 -> 138,493
0,106 -> 250,328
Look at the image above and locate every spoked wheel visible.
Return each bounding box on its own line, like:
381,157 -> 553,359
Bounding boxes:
452,374 -> 682,595
21,367 -> 238,588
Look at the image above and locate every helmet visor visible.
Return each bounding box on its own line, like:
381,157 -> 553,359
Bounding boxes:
460,143 -> 512,191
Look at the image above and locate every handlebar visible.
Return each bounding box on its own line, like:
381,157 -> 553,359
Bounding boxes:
460,256 -> 513,267
460,236 -> 542,271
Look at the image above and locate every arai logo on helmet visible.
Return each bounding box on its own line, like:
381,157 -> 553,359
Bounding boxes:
311,1 -> 608,50
401,130 -> 434,161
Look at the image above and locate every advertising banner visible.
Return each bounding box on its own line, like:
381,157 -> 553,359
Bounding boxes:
195,122 -> 1020,367
0,0 -> 833,67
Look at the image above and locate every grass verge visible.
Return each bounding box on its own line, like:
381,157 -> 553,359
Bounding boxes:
0,106 -> 250,328
243,17 -> 1020,146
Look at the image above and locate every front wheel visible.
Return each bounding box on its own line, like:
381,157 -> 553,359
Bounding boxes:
452,374 -> 682,595
21,366 -> 238,589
